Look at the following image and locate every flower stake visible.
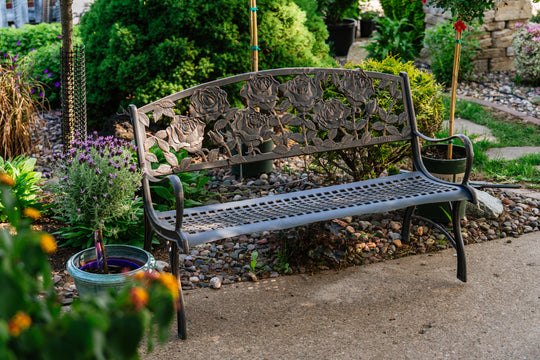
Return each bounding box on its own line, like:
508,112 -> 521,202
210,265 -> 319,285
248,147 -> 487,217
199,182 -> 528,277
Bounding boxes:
448,20 -> 465,159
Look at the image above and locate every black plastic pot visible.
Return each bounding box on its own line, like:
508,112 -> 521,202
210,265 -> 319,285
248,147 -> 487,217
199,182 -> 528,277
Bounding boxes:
360,19 -> 376,38
417,144 -> 467,222
327,18 -> 357,56
231,140 -> 274,178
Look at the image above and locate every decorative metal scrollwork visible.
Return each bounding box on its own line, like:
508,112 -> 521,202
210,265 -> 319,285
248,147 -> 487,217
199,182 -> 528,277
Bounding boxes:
137,69 -> 411,176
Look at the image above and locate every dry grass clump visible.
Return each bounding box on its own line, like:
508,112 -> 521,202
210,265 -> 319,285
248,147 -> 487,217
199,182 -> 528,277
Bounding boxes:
0,56 -> 47,159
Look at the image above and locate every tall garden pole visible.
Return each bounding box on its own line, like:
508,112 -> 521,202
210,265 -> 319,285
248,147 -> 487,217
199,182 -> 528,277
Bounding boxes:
447,20 -> 464,160
249,0 -> 258,72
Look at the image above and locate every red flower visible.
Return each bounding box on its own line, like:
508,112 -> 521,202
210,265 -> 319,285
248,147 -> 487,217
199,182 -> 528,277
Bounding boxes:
454,20 -> 467,33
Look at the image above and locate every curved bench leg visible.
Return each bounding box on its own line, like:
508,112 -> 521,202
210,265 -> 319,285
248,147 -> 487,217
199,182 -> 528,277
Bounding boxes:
401,206 -> 416,243
143,209 -> 154,252
169,240 -> 188,339
451,201 -> 467,282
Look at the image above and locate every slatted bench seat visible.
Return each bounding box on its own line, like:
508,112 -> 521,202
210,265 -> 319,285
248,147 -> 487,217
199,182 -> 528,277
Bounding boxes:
129,68 -> 477,339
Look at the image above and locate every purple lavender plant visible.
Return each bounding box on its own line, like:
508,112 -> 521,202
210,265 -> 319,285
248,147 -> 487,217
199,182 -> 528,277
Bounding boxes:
51,132 -> 142,269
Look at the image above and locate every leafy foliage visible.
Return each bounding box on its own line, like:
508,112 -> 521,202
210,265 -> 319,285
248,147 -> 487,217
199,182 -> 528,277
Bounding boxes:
0,155 -> 44,222
420,0 -> 504,24
312,56 -> 444,181
80,0 -> 335,126
0,56 -> 46,159
50,133 -> 143,248
379,0 -> 425,48
317,0 -> 360,23
424,21 -> 481,85
364,17 -> 420,62
0,177 -> 175,360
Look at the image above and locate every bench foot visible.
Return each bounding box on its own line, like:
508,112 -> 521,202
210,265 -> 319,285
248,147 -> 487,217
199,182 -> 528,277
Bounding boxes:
452,201 -> 467,282
401,206 -> 416,243
169,240 -> 188,339
405,202 -> 467,282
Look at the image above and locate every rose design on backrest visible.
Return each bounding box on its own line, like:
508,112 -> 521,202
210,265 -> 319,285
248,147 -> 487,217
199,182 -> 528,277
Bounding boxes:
169,116 -> 206,154
240,74 -> 280,111
189,87 -> 230,122
337,70 -> 375,108
280,74 -> 323,113
313,98 -> 351,132
231,108 -> 273,155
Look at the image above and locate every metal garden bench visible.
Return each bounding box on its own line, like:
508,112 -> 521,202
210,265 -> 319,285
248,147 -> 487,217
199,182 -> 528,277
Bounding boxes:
129,68 -> 477,339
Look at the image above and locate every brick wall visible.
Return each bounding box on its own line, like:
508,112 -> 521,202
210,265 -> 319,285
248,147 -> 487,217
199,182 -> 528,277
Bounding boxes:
423,0 -> 533,72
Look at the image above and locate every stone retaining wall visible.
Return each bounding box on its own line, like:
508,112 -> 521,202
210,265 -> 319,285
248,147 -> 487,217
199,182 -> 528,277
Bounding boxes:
423,0 -> 533,72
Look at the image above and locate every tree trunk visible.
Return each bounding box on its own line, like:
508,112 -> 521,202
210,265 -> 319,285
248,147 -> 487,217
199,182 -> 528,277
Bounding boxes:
60,0 -> 75,151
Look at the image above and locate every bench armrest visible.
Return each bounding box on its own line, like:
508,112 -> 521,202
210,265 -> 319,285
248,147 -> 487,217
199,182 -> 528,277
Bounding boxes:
145,173 -> 185,231
413,130 -> 474,186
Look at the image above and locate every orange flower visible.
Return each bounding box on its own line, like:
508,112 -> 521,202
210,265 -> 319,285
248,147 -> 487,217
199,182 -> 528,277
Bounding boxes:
40,234 -> 57,254
23,207 -> 41,220
130,286 -> 149,310
0,173 -> 15,186
157,272 -> 179,300
454,20 -> 467,33
8,311 -> 32,337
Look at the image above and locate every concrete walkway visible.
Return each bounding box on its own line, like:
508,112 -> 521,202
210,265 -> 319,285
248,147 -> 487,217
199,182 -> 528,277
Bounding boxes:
142,232 -> 539,360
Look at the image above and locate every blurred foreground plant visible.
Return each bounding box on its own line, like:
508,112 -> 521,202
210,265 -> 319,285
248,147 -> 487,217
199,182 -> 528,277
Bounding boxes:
0,175 -> 175,360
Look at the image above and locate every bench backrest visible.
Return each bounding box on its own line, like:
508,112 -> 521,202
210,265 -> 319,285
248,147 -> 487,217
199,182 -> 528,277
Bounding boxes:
130,68 -> 418,177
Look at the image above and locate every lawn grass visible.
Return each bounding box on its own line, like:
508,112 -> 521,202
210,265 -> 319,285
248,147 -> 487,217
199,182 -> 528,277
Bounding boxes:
439,96 -> 540,184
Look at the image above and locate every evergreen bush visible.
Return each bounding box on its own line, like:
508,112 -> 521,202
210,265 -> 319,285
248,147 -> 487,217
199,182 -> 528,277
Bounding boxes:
80,0 -> 335,126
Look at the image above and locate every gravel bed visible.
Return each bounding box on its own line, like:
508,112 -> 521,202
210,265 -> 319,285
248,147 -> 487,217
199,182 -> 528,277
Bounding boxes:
31,71 -> 539,304
457,71 -> 540,120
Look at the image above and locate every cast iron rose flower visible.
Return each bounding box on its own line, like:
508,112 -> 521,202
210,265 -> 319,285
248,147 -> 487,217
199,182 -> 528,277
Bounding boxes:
170,116 -> 206,153
338,70 -> 375,107
281,74 -> 323,113
189,87 -> 229,122
231,109 -> 273,152
313,99 -> 351,131
240,74 -> 280,111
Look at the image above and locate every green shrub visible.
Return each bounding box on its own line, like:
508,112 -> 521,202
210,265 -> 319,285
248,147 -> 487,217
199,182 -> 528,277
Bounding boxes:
0,155 -> 44,222
80,0 -> 336,126
0,23 -> 81,108
424,21 -> 482,85
26,44 -> 62,107
312,56 -> 444,181
364,17 -> 419,62
379,0 -> 425,48
531,13 -> 540,24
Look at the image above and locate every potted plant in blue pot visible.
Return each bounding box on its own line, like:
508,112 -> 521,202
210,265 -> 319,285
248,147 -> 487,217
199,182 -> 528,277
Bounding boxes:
318,0 -> 360,56
50,132 -> 155,295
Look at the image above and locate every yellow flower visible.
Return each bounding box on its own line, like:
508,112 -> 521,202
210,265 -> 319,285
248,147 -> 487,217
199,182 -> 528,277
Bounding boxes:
0,173 -> 15,186
23,207 -> 41,220
39,234 -> 57,254
8,311 -> 32,337
130,286 -> 149,310
157,272 -> 179,300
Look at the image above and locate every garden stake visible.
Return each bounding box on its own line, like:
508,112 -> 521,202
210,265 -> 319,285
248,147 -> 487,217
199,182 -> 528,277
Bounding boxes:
249,0 -> 258,72
448,22 -> 463,159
